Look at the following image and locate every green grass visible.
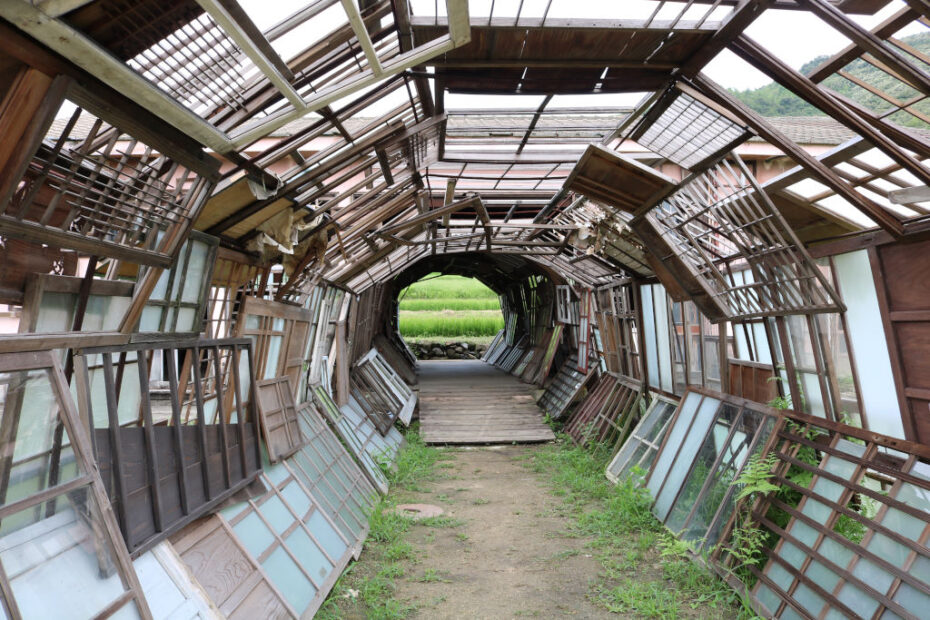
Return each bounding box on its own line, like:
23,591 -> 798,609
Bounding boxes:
399,311 -> 504,338
318,426 -> 448,620
398,274 -> 504,343
399,274 -> 498,300
526,435 -> 752,618
399,298 -> 501,311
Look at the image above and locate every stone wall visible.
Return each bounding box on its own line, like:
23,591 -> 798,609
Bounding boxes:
409,341 -> 489,360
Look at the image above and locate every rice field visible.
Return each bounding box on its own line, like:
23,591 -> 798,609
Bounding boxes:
398,275 -> 503,340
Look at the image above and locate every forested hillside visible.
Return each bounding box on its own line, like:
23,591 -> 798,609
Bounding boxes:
729,31 -> 929,127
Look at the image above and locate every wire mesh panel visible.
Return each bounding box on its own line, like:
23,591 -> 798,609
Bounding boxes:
633,88 -> 750,171
1,90 -> 217,267
722,409 -> 930,620
642,156 -> 845,321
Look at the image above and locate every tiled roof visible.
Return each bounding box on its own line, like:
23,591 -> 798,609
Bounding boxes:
46,112 -> 881,147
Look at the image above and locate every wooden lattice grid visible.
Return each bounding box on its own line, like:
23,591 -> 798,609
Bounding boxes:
633,89 -> 751,171
644,155 -> 846,321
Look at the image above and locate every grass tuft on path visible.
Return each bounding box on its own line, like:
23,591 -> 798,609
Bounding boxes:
318,425 -> 451,620
526,435 -> 757,618
321,426 -> 755,619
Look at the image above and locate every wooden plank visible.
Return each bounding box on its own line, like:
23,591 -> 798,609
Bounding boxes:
418,360 -> 554,444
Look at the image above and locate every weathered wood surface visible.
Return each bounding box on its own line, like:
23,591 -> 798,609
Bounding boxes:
418,360 -> 555,444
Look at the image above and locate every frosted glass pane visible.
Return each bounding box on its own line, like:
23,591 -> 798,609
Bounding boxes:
850,557 -> 895,594
805,560 -> 841,593
280,479 -> 312,518
284,528 -> 330,586
793,584 -> 826,617
264,547 -> 314,613
654,286 -> 673,392
893,556 -> 930,614
755,584 -> 781,617
264,462 -> 290,486
836,583 -> 880,618
176,308 -> 196,332
307,510 -> 347,561
261,495 -> 293,535
833,250 -> 902,439
181,241 -> 209,303
132,549 -> 187,620
642,285 -> 659,390
0,494 -> 129,619
232,511 -> 274,558
647,392 -> 700,497
265,336 -> 283,379
139,306 -> 163,332
653,396 -> 720,521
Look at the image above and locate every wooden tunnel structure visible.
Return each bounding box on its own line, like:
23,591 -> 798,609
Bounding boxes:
0,0 -> 928,617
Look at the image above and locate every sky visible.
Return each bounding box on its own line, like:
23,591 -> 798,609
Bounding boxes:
234,0 -> 924,93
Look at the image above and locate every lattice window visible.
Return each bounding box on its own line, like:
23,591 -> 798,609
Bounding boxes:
290,402 -> 378,551
311,386 -> 403,494
351,348 -> 416,435
733,410 -> 930,620
633,88 -> 750,171
606,394 -> 679,484
257,376 -> 306,463
219,462 -> 355,618
1,88 -> 217,267
74,338 -> 262,555
0,350 -> 151,618
643,156 -> 845,321
641,388 -> 782,550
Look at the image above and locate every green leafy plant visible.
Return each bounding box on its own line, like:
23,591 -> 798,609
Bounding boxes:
717,453 -> 779,584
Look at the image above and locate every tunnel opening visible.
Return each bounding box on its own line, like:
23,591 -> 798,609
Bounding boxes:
396,273 -> 503,359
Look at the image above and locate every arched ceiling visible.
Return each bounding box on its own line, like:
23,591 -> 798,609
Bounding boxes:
3,0 -> 928,311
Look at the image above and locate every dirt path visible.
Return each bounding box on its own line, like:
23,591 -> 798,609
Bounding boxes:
391,445 -> 613,619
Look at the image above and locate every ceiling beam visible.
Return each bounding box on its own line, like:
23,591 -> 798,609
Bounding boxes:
730,34 -> 930,188
688,75 -> 905,237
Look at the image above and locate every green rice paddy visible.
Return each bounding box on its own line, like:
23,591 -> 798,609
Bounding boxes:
398,275 -> 503,339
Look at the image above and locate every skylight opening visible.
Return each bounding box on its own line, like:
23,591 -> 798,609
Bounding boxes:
743,9 -> 854,74
817,194 -> 878,228
446,92 -> 548,111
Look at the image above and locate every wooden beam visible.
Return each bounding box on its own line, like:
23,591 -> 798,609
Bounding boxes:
689,75 -> 905,237
679,0 -> 773,78
376,195 -> 483,236
796,0 -> 930,96
729,34 -> 930,188
889,186 -> 930,204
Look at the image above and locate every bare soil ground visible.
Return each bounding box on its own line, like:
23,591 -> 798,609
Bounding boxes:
388,445 -> 614,619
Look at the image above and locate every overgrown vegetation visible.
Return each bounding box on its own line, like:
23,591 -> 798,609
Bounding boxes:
398,274 -> 504,340
731,32 -> 930,128
526,436 -> 756,618
317,425 -> 449,620
399,274 -> 499,301
398,311 -> 504,338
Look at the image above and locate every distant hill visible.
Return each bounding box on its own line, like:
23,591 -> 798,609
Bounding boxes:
729,32 -> 930,128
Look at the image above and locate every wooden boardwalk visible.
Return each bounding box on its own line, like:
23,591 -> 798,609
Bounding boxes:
418,360 -> 556,444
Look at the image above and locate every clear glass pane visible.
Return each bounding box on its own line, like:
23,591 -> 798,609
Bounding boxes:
0,370 -> 80,514
0,487 -> 132,619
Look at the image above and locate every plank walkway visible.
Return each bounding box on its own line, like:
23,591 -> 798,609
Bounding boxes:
417,359 -> 556,444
